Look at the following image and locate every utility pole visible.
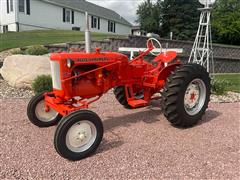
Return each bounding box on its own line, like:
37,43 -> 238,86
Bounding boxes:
85,11 -> 91,53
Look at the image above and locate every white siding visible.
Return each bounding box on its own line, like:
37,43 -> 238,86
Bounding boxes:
18,0 -> 86,31
89,17 -> 131,35
0,0 -> 18,32
115,23 -> 131,35
0,0 -> 132,35
97,18 -> 108,33
19,23 -> 48,31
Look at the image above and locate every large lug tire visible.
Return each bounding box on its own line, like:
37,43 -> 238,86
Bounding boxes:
54,110 -> 103,161
162,64 -> 211,128
114,86 -> 144,109
114,86 -> 131,109
27,92 -> 62,127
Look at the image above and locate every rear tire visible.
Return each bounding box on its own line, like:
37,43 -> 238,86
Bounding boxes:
27,92 -> 62,127
114,86 -> 144,109
114,86 -> 131,108
54,110 -> 103,161
161,64 -> 211,127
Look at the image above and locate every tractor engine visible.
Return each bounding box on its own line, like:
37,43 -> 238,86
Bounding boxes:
71,66 -> 111,98
49,51 -> 129,100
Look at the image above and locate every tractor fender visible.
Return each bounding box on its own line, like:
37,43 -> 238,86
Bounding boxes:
158,62 -> 181,82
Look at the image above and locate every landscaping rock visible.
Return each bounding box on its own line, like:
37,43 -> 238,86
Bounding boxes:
211,91 -> 240,103
0,55 -> 51,88
0,78 -> 34,99
0,50 -> 12,67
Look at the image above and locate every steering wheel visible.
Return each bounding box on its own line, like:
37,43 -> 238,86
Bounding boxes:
147,38 -> 163,56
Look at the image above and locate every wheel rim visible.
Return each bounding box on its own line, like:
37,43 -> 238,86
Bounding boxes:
35,100 -> 58,122
66,120 -> 97,153
184,78 -> 206,116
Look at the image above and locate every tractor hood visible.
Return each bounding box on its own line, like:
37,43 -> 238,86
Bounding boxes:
50,51 -> 129,64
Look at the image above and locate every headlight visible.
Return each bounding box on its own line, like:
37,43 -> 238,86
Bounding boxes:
67,59 -> 74,68
50,61 -> 62,90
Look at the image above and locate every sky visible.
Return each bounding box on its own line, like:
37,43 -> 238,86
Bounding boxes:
88,0 -> 146,25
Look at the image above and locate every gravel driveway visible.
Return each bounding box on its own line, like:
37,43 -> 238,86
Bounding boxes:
0,93 -> 239,179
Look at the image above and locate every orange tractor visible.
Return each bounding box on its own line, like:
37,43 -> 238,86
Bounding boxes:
27,38 -> 210,160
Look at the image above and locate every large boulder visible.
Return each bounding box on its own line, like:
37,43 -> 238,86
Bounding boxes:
0,55 -> 51,88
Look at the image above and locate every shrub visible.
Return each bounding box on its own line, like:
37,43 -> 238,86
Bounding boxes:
11,49 -> 24,55
211,78 -> 232,95
26,45 -> 49,55
32,75 -> 52,94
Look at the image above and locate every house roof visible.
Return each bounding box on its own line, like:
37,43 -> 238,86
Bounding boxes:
132,26 -> 141,30
42,0 -> 132,26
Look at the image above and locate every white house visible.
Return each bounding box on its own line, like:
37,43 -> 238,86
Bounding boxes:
0,0 -> 132,35
132,26 -> 146,36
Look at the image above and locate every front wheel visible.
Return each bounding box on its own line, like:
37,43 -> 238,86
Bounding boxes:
27,92 -> 62,127
54,110 -> 104,161
162,64 -> 211,127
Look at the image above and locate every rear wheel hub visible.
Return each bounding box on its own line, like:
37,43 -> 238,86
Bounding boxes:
184,79 -> 206,116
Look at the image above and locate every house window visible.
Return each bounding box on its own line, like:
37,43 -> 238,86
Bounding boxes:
92,16 -> 97,28
3,25 -> 8,33
63,8 -> 74,24
7,0 -> 13,13
65,9 -> 71,23
91,16 -> 100,29
10,0 -> 14,12
26,0 -> 30,15
19,0 -> 25,13
7,0 -> 9,13
108,21 -> 116,33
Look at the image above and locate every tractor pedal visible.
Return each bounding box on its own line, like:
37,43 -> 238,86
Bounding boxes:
128,99 -> 148,108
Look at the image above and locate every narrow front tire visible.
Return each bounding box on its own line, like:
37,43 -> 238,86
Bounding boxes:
54,110 -> 104,161
27,92 -> 62,127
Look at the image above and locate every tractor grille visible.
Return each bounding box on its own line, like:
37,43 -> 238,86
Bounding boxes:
50,61 -> 62,90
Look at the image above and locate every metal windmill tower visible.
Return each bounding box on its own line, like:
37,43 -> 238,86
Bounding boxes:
189,0 -> 216,73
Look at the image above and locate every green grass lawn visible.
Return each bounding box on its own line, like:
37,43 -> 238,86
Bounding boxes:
213,73 -> 240,93
0,30 -> 125,52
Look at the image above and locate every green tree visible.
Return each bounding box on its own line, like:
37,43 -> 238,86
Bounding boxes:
212,0 -> 240,45
160,0 -> 200,40
136,0 -> 161,34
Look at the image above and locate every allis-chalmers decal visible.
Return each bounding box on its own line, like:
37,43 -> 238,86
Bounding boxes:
77,57 -> 110,62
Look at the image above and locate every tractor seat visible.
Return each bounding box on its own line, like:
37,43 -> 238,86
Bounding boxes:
153,51 -> 177,63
